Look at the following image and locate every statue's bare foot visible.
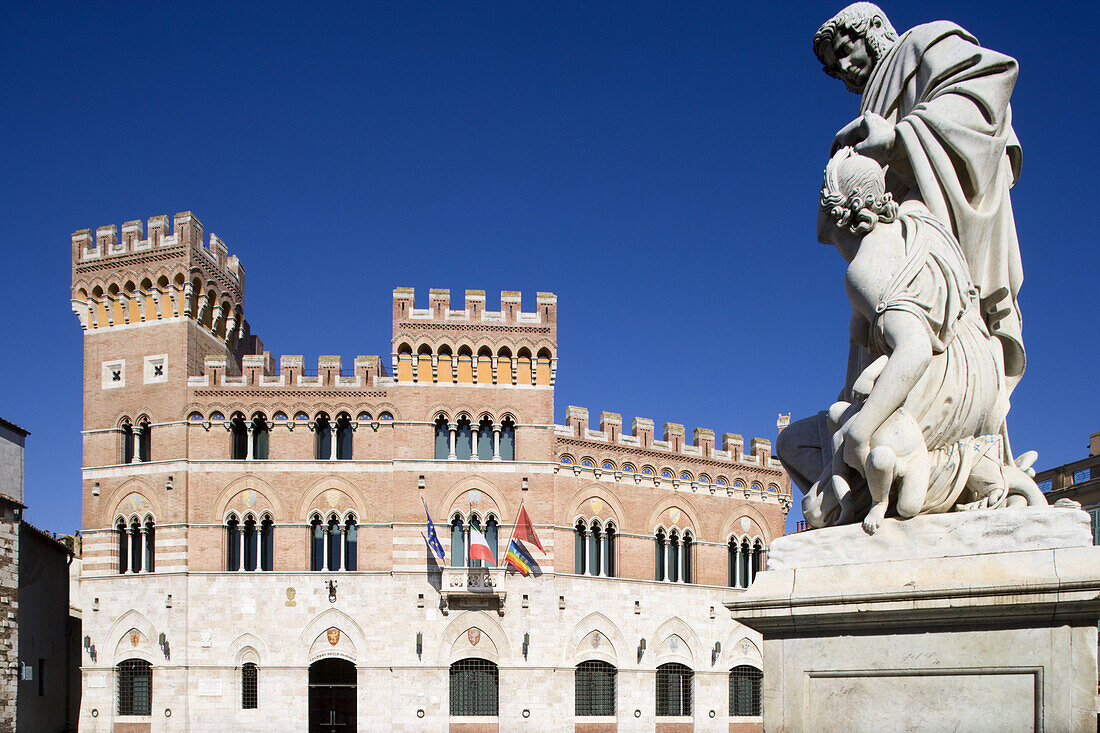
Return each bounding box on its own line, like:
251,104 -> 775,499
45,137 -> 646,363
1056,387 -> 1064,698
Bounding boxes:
862,503 -> 887,534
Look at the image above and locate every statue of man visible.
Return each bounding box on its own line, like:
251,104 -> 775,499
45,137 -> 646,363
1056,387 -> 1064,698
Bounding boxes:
814,2 -> 1025,386
779,4 -> 1029,518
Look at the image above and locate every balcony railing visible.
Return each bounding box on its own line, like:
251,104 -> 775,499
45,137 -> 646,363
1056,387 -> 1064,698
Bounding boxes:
440,567 -> 506,616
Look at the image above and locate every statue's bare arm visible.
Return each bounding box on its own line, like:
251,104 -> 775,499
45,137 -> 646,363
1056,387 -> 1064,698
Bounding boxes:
839,309 -> 931,472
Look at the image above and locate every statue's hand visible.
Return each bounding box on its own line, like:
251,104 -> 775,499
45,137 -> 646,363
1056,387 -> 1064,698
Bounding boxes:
837,418 -> 872,476
831,112 -> 896,163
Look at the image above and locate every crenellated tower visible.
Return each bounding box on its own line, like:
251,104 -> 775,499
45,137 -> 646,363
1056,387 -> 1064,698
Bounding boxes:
70,212 -> 262,528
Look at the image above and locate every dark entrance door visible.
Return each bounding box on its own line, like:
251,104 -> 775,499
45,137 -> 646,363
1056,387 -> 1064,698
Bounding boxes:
309,658 -> 357,733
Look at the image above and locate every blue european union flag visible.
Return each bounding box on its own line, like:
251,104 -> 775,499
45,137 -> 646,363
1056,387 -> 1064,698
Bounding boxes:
423,499 -> 446,561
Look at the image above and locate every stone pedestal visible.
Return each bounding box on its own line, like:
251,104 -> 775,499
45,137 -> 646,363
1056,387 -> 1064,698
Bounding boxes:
726,507 -> 1100,732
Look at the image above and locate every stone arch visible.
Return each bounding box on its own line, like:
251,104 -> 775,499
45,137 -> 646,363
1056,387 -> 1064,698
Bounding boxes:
645,495 -> 703,536
226,632 -> 270,666
562,483 -> 627,530
296,476 -> 367,521
442,610 -> 510,665
721,634 -> 763,669
652,616 -> 702,666
107,609 -> 159,664
212,475 -> 286,522
719,504 -> 775,544
439,475 -> 512,522
103,480 -> 163,529
298,608 -> 366,664
565,611 -> 626,667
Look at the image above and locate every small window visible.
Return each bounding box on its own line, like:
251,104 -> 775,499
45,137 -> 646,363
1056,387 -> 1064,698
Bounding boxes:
581,458 -> 595,468
661,469 -> 674,479
242,662 -> 258,709
575,660 -> 616,716
621,464 -> 635,474
679,472 -> 692,482
378,412 -> 394,422
209,411 -> 225,423
449,658 -> 498,716
729,665 -> 762,717
188,412 -> 204,423
559,455 -> 574,466
655,663 -> 692,717
601,460 -> 616,471
117,658 -> 152,716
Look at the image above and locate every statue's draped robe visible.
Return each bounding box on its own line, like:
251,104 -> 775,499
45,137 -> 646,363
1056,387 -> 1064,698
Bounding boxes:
860,21 -> 1025,380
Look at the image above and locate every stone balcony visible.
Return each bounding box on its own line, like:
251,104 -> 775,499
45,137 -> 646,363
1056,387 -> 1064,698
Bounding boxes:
440,567 -> 507,616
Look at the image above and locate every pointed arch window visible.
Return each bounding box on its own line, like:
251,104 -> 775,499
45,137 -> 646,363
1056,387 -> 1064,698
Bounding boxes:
226,515 -> 241,571
344,516 -> 357,571
335,413 -> 353,460
455,418 -> 473,461
589,522 -> 602,576
476,417 -> 494,460
574,520 -> 587,575
241,662 -> 258,709
499,418 -> 515,461
450,514 -> 465,567
230,414 -> 248,460
309,516 -> 324,571
251,414 -> 269,460
120,420 -> 134,464
136,418 -> 151,462
326,515 -> 341,571
144,518 -> 155,572
434,416 -> 450,459
314,414 -> 332,460
243,515 -> 258,571
116,519 -> 128,573
130,519 -> 142,572
260,516 -> 274,571
654,529 -> 666,581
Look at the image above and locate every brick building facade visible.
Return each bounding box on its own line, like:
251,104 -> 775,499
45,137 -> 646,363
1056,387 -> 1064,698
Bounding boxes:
71,213 -> 790,732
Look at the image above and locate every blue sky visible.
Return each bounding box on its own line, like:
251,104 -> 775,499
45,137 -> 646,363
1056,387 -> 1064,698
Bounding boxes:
1,1 -> 1096,536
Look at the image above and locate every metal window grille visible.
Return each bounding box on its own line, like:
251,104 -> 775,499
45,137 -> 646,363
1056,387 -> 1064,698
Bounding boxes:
449,658 -> 498,716
117,658 -> 152,716
241,663 -> 258,709
575,660 -> 616,716
729,665 -> 763,716
655,663 -> 692,716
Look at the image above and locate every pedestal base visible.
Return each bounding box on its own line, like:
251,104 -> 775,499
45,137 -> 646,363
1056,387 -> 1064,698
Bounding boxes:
727,507 -> 1100,732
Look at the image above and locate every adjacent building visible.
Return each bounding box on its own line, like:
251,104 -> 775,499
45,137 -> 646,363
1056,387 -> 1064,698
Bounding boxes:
0,418 -> 80,733
71,213 -> 791,732
1036,431 -> 1100,542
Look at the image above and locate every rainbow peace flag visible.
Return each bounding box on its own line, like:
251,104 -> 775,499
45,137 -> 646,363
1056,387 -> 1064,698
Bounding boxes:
504,538 -> 535,576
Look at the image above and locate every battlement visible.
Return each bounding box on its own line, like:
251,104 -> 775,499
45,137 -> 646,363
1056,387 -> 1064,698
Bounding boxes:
188,353 -> 390,388
392,288 -> 557,329
72,212 -> 244,287
556,406 -> 780,469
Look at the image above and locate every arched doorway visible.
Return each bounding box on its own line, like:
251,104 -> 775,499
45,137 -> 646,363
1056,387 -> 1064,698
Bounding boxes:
309,657 -> 356,733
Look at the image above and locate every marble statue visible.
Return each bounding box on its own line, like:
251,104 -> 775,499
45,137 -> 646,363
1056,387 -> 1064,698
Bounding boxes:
777,4 -> 1044,531
803,148 -> 1044,532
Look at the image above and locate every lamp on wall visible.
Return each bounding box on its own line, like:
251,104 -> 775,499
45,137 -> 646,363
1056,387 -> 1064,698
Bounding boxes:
416,631 -> 423,660
418,476 -> 425,490
158,633 -> 170,661
638,637 -> 646,662
326,579 -> 338,603
712,641 -> 721,664
522,632 -> 530,660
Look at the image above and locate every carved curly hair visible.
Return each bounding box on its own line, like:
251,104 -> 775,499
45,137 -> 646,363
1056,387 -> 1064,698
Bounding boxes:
820,147 -> 898,235
813,3 -> 899,74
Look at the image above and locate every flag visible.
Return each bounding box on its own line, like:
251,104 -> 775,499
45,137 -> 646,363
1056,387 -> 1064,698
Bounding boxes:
468,526 -> 496,565
513,506 -> 544,553
422,499 -> 445,561
504,538 -> 535,576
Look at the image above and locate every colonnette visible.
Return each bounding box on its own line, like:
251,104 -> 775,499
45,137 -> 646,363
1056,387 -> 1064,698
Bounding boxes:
71,213 -> 790,732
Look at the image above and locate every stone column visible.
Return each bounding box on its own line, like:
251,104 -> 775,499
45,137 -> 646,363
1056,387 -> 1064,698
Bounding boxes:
329,424 -> 337,461
448,425 -> 457,460
492,426 -> 501,461
322,524 -> 330,570
238,527 -> 245,572
471,425 -> 480,461
601,534 -> 610,577
127,527 -> 136,573
246,425 -> 255,461
339,525 -> 347,570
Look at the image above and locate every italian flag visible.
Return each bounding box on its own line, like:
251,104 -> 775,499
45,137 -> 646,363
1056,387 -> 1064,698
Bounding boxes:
468,526 -> 496,565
